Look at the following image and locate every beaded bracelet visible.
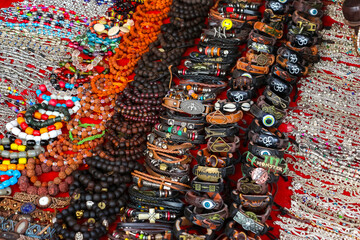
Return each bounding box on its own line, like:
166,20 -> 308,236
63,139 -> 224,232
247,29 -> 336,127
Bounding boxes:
0,169 -> 21,189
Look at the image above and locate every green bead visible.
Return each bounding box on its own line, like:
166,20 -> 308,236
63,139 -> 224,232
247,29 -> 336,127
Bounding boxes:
68,66 -> 76,73
178,130 -> 182,136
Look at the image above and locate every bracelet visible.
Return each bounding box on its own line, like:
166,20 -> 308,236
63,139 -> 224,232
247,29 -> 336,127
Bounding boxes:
193,164 -> 235,182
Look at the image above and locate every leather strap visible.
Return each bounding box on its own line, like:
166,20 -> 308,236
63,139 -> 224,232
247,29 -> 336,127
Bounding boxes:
292,10 -> 323,31
185,191 -> 224,210
207,136 -> 240,153
248,30 -> 277,45
162,97 -> 214,116
243,151 -> 289,175
191,176 -> 224,193
193,164 -> 235,182
206,110 -> 243,124
236,176 -> 268,195
231,192 -> 272,213
248,141 -> 285,159
227,88 -> 256,103
246,49 -> 275,66
263,86 -> 291,109
267,76 -> 293,98
160,112 -> 205,130
254,21 -> 283,39
236,57 -> 269,74
225,221 -> 261,240
276,55 -> 308,77
247,40 -> 275,54
174,217 -> 214,240
184,205 -> 228,231
205,123 -> 240,139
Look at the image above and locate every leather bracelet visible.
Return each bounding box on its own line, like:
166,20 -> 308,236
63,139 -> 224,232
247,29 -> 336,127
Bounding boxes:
227,88 -> 256,103
208,10 -> 254,29
246,50 -> 275,66
256,96 -> 287,120
193,164 -> 235,182
236,57 -> 269,74
243,151 -> 289,176
144,158 -> 190,183
184,204 -> 228,231
247,40 -> 275,54
196,148 -> 239,167
276,55 -> 308,77
125,207 -> 178,223
292,0 -> 323,18
185,191 -> 224,210
160,112 -> 205,130
174,217 -> 215,240
214,100 -> 244,113
132,170 -> 191,191
191,176 -> 224,193
206,110 -> 243,125
178,79 -> 227,92
264,3 -> 289,16
231,192 -> 272,213
230,203 -> 270,235
207,136 -> 240,153
287,32 -> 321,48
128,185 -> 184,212
146,139 -> 193,154
162,97 -> 214,116
277,46 -> 307,67
249,104 -> 283,128
146,149 -> 191,166
248,119 -> 289,149
271,64 -> 298,85
205,123 -> 239,139
117,222 -> 173,232
236,176 -> 268,195
254,21 -> 283,39
285,41 -> 319,63
248,30 -> 277,46
263,85 -> 291,109
153,128 -> 205,144
231,69 -> 266,89
267,76 -> 293,98
248,141 -> 285,158
225,221 -> 261,240
202,28 -> 251,44
292,10 -> 323,31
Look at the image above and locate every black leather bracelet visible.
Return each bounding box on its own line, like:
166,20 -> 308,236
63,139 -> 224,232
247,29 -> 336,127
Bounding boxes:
205,124 -> 239,138
191,176 -> 224,193
248,141 -> 285,158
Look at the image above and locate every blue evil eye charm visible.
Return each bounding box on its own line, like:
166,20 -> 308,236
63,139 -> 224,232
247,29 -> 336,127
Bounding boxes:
21,203 -> 36,214
278,0 -> 287,3
309,8 -> 318,16
262,114 -> 275,127
260,150 -> 271,156
201,199 -> 216,210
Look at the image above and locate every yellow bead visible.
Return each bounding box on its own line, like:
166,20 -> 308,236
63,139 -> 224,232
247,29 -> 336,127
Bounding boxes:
0,146 -> 4,151
2,160 -> 10,165
17,145 -> 26,152
10,143 -> 18,151
18,158 -> 27,165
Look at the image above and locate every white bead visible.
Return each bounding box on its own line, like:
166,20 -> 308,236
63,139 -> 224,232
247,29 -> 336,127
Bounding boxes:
64,96 -> 71,100
6,122 -> 14,131
45,111 -> 52,116
34,136 -> 41,144
75,102 -> 81,107
26,135 -> 35,141
53,112 -> 60,117
50,95 -> 56,100
40,133 -> 50,140
11,120 -> 18,126
42,100 -> 49,105
69,109 -> 74,115
49,130 -> 58,138
18,132 -> 27,140
38,109 -> 46,114
11,127 -> 21,136
56,129 -> 62,135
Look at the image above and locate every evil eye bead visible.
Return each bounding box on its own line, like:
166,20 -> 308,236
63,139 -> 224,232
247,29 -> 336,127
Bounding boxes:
309,8 -> 318,16
260,150 -> 271,156
262,114 -> 275,127
201,199 -> 216,210
278,0 -> 287,3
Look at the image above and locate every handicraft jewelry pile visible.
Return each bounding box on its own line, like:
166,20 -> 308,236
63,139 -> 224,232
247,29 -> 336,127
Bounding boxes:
0,0 -> 358,239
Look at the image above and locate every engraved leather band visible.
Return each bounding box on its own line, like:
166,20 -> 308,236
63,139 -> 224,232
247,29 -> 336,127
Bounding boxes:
276,55 -> 308,77
277,46 -> 306,66
243,151 -> 289,175
271,64 -> 298,85
193,164 -> 235,182
292,10 -> 323,31
254,21 -> 283,39
231,192 -> 272,213
263,86 -> 291,109
285,41 -> 319,63
191,176 -> 224,193
246,50 -> 275,66
231,69 -> 266,89
247,40 -> 274,54
227,88 -> 256,103
236,176 -> 268,195
267,77 -> 293,98
146,149 -> 191,166
163,97 -> 214,116
205,124 -> 239,139
206,110 -> 243,125
236,57 -> 269,74
207,136 -> 240,153
231,203 -> 269,235
160,112 -> 205,130
153,128 -> 206,144
248,30 -> 277,45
